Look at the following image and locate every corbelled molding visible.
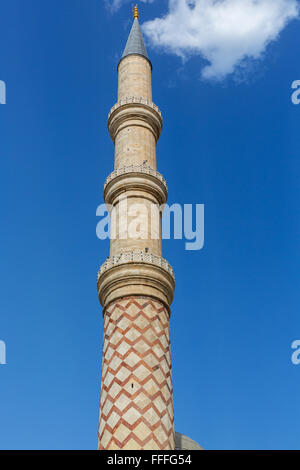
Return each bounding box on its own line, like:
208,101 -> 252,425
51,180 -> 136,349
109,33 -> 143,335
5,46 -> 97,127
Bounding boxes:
104,165 -> 168,206
108,99 -> 163,143
97,252 -> 175,311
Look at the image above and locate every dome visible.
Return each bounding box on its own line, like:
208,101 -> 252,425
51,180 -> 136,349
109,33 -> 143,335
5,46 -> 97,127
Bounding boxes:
175,432 -> 204,450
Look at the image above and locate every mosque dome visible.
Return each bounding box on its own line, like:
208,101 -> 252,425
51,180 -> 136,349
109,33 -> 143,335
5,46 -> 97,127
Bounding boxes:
175,432 -> 204,450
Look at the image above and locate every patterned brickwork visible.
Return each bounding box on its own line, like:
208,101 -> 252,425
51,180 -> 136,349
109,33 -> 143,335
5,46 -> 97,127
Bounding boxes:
98,296 -> 175,450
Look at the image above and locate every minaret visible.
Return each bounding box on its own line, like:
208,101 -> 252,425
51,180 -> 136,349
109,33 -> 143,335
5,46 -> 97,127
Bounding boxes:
97,6 -> 175,450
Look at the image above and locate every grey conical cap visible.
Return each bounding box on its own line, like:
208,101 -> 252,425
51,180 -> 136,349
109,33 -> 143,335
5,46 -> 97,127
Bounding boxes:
122,19 -> 149,60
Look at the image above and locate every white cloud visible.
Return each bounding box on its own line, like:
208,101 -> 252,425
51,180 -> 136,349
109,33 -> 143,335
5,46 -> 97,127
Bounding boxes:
106,0 -> 154,13
142,0 -> 299,80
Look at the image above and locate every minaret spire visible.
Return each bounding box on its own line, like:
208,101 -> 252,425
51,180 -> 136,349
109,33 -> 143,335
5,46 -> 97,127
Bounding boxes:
97,8 -> 175,451
121,5 -> 149,63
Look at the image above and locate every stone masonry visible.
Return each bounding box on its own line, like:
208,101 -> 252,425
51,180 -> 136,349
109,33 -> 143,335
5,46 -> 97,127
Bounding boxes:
97,7 -> 175,450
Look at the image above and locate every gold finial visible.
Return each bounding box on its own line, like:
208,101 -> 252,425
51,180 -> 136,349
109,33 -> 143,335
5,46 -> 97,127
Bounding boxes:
134,4 -> 139,20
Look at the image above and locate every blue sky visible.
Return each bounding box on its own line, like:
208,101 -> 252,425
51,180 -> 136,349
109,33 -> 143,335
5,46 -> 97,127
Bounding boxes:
0,0 -> 300,450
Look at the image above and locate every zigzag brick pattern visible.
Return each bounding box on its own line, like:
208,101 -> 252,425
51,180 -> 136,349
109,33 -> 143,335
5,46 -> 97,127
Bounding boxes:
98,296 -> 175,450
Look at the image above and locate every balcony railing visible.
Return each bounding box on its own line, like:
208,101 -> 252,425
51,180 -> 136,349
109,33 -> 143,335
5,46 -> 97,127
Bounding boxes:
108,97 -> 162,119
98,251 -> 175,281
104,164 -> 167,191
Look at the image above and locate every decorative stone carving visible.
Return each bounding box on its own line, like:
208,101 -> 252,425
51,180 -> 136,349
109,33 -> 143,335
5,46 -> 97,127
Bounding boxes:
104,164 -> 168,206
98,13 -> 176,450
98,297 -> 175,450
108,98 -> 163,143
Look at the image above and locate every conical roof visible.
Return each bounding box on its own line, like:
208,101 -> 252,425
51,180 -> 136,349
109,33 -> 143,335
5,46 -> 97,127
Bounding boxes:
122,18 -> 149,61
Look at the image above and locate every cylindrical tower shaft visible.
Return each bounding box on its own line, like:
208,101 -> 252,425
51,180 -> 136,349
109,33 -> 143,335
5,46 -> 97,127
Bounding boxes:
97,8 -> 175,450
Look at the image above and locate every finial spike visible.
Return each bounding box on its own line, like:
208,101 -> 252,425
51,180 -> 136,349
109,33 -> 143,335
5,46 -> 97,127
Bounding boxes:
134,4 -> 139,20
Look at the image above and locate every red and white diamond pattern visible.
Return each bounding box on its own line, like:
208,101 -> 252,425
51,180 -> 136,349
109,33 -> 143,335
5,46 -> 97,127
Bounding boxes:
98,296 -> 175,450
